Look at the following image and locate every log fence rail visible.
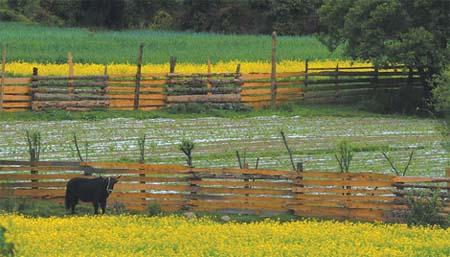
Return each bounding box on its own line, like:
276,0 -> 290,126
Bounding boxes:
0,160 -> 448,222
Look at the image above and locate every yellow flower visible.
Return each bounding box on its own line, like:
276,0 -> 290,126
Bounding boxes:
0,214 -> 448,257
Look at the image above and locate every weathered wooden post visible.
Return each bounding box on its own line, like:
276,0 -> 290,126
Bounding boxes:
446,168 -> 450,195
291,162 -> 304,215
207,57 -> 212,96
68,52 -> 74,95
169,56 -> 177,74
134,43 -> 144,110
188,167 -> 200,211
373,66 -> 379,94
103,64 -> 109,110
31,67 -> 38,111
0,45 -> 6,111
335,63 -> 339,103
270,31 -> 277,107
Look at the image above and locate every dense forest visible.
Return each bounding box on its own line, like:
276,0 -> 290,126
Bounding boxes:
0,0 -> 323,35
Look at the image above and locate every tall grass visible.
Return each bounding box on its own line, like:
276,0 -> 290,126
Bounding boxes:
0,22 -> 344,64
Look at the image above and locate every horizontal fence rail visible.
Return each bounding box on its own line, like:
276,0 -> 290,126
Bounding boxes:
0,64 -> 422,111
0,160 -> 448,222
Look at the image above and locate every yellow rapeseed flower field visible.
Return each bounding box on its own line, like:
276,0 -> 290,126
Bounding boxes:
0,214 -> 449,257
5,60 -> 371,76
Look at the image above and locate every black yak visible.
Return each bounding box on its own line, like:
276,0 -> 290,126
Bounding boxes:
65,176 -> 121,214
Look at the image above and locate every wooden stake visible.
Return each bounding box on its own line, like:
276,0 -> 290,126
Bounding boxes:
304,59 -> 309,87
169,56 -> 177,74
335,63 -> 339,102
281,130 -> 296,171
207,57 -> 212,95
446,168 -> 450,195
236,150 -> 242,169
270,31 -> 277,107
235,63 -> 241,78
134,43 -> 144,110
0,45 -> 6,111
68,52 -> 74,95
31,67 -> 38,111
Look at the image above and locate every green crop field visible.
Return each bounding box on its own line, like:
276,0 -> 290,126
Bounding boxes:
0,22 -> 344,64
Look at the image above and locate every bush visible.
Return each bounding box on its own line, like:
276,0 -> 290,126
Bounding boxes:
0,226 -> 14,257
110,202 -> 127,215
146,202 -> 162,216
405,190 -> 448,228
149,10 -> 174,30
358,87 -> 423,115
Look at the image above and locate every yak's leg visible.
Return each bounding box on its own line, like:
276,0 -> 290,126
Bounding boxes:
100,200 -> 107,214
93,201 -> 99,215
71,197 -> 78,214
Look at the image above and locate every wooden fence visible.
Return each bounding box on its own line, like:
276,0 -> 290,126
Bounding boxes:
0,160 -> 448,222
0,65 -> 422,112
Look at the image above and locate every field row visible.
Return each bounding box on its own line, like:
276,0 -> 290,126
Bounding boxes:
2,60 -> 372,76
0,116 -> 446,176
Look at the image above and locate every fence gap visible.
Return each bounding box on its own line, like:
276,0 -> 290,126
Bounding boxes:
270,31 -> 277,107
68,52 -> 74,95
0,45 -> 6,111
134,43 -> 144,110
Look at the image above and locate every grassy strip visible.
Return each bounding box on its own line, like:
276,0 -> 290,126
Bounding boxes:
0,103 -> 398,122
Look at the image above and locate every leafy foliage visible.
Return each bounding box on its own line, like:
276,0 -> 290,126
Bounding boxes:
1,0 -> 322,34
0,226 -> 14,257
179,139 -> 195,167
319,0 -> 449,103
405,190 -> 448,227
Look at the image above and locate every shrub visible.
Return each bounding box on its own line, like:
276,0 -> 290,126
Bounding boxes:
0,226 -> 14,257
335,140 -> 353,173
405,190 -> 448,228
146,202 -> 162,216
179,139 -> 195,167
149,10 -> 174,31
111,202 -> 127,215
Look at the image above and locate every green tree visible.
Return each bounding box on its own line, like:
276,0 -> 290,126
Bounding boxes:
319,0 -> 449,101
271,0 -> 321,35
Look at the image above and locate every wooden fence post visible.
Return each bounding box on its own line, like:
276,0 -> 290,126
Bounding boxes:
31,67 -> 38,111
335,64 -> 339,103
446,168 -> 450,195
134,43 -> 144,110
270,31 -> 277,107
373,67 -> 379,95
304,59 -> 309,86
68,52 -> 74,95
188,169 -> 200,211
169,56 -> 177,74
103,65 -> 109,109
235,63 -> 241,79
291,162 -> 304,214
0,45 -> 6,111
207,57 -> 212,95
